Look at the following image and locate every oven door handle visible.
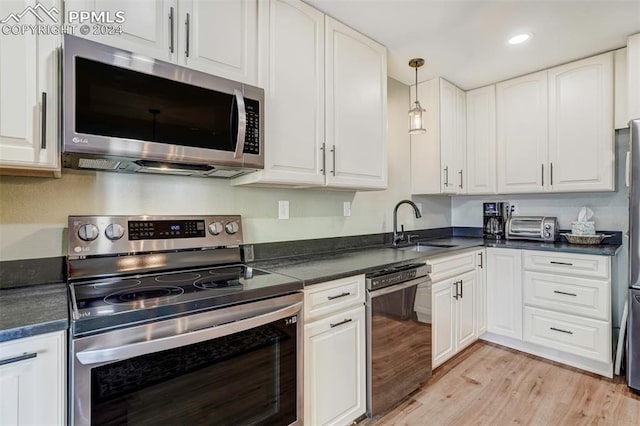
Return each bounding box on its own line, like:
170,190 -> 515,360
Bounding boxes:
75,301 -> 302,365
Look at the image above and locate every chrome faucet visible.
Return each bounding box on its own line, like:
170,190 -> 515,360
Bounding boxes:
393,200 -> 422,247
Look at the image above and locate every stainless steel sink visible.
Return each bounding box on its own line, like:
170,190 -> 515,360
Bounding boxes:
398,244 -> 442,253
398,242 -> 459,252
417,243 -> 457,248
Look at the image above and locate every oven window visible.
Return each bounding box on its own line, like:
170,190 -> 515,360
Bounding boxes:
90,318 -> 297,425
75,57 -> 237,152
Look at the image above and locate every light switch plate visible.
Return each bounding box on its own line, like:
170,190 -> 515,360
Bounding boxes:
343,201 -> 351,217
278,200 -> 289,220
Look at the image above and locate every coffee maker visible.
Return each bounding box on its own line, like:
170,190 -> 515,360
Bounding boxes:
483,202 -> 508,239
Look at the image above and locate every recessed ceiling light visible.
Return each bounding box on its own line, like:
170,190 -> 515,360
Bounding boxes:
508,33 -> 531,45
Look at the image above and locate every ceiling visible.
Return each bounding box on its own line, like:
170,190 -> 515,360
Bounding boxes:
305,0 -> 640,90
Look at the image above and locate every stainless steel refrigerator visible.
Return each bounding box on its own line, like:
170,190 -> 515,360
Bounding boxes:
628,118 -> 640,392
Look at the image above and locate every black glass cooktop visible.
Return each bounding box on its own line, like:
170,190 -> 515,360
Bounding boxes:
70,265 -> 302,336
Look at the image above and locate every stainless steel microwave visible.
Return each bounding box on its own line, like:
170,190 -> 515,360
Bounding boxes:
62,35 -> 264,178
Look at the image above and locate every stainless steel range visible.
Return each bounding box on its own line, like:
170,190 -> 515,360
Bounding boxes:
67,215 -> 303,426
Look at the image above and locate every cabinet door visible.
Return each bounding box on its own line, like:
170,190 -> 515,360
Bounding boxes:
456,270 -> 477,350
304,305 -> 366,426
440,79 -> 458,194
178,0 -> 259,85
466,85 -> 497,194
486,248 -> 523,339
234,0 -> 324,186
65,0 -> 175,62
432,278 -> 456,368
410,79 -> 441,194
325,16 -> 387,189
0,331 -> 65,425
476,249 -> 487,335
496,71 -> 548,193
548,52 -> 614,192
0,0 -> 59,175
628,33 -> 640,122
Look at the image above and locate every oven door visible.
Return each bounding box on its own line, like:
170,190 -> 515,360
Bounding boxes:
70,293 -> 302,426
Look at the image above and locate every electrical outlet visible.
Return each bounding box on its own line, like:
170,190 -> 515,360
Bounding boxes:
343,201 -> 351,217
278,200 -> 289,220
416,202 -> 423,215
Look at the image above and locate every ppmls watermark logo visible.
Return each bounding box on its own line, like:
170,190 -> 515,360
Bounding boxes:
1,2 -> 125,36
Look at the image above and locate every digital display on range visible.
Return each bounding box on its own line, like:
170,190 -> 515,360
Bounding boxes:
128,220 -> 206,240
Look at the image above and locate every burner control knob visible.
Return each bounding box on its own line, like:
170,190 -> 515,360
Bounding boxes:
208,221 -> 224,235
225,221 -> 240,235
105,223 -> 125,241
78,224 -> 99,242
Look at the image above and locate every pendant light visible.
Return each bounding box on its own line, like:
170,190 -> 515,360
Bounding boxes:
408,58 -> 426,134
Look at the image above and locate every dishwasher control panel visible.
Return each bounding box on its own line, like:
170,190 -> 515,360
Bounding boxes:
366,263 -> 429,291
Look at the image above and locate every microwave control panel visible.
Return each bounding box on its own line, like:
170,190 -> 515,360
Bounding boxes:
243,99 -> 260,155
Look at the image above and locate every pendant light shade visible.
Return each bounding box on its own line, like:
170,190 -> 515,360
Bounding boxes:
408,58 -> 426,135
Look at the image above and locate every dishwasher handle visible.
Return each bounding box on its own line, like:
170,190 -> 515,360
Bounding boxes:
368,276 -> 429,298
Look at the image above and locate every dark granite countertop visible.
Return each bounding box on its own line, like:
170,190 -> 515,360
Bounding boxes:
252,235 -> 621,286
0,283 -> 68,343
0,228 -> 622,340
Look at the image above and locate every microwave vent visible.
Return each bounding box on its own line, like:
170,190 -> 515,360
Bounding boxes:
78,158 -> 121,170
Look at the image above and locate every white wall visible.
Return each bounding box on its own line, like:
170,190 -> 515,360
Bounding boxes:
0,78 -> 451,261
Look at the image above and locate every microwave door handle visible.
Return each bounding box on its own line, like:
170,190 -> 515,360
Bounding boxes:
233,89 -> 247,160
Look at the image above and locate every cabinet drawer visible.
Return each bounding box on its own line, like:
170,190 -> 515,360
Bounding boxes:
523,306 -> 610,362
304,275 -> 365,320
522,250 -> 610,279
523,272 -> 610,320
428,251 -> 477,282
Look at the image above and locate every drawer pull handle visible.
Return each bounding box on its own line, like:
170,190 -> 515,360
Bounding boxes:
327,292 -> 350,300
0,352 -> 37,366
330,318 -> 353,328
553,290 -> 577,297
549,261 -> 573,266
550,327 -> 573,335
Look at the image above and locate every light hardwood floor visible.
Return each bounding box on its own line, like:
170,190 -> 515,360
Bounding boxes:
366,341 -> 640,425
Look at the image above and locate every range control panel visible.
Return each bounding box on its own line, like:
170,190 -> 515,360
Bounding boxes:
68,215 -> 243,258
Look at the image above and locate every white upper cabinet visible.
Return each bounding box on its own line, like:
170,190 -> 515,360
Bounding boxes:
232,0 -> 325,186
628,33 -> 640,122
234,2 -> 387,190
65,0 -> 175,62
178,0 -> 258,84
0,0 -> 60,176
66,0 -> 260,85
325,16 -> 387,189
614,48 -> 628,129
411,78 -> 465,195
410,79 -> 441,194
496,70 -> 548,194
466,85 -> 496,194
548,52 -> 614,192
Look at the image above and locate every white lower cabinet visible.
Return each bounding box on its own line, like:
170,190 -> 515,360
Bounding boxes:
484,248 -> 613,377
0,331 -> 66,426
476,249 -> 487,336
486,247 -> 523,339
303,276 -> 366,426
428,250 -> 480,369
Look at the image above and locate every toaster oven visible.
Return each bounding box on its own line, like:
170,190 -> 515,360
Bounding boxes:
505,216 -> 559,242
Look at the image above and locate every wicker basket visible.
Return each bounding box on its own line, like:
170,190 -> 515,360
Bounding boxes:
561,233 -> 611,245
